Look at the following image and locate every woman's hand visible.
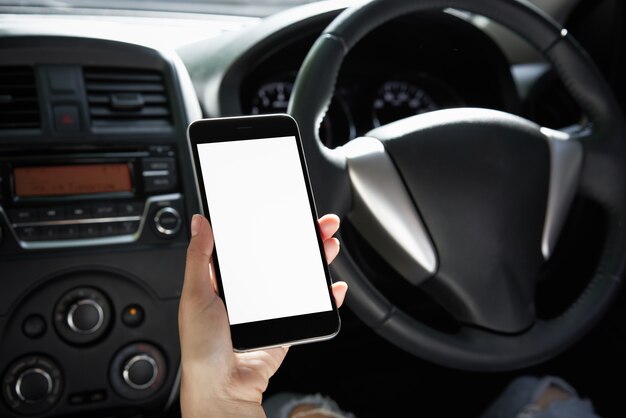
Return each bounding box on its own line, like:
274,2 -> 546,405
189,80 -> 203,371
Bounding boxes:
179,214 -> 347,417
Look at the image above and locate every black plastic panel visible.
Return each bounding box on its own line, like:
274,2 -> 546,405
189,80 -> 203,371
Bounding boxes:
0,36 -> 199,418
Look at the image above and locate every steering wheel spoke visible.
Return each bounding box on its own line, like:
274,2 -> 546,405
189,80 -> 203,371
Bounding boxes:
540,127 -> 583,259
576,130 -> 626,207
342,136 -> 438,286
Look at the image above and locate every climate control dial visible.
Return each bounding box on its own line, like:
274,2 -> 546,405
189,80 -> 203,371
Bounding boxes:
2,356 -> 62,415
54,287 -> 111,344
123,354 -> 159,390
110,342 -> 166,400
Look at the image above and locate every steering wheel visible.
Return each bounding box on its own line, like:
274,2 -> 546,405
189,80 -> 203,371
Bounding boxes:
288,0 -> 626,372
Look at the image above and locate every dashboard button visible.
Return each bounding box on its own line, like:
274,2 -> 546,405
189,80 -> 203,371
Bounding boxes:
16,226 -> 39,241
67,205 -> 91,219
41,207 -> 64,221
68,393 -> 85,405
22,315 -> 46,338
118,201 -> 144,216
142,157 -> 175,172
92,202 -> 117,218
39,226 -> 63,241
153,207 -> 181,237
52,105 -> 81,133
144,175 -> 176,192
40,226 -> 61,240
122,305 -> 144,327
89,391 -> 106,402
80,224 -> 99,238
98,223 -> 118,236
119,220 -> 139,235
9,208 -> 40,223
48,67 -> 78,93
59,224 -> 80,239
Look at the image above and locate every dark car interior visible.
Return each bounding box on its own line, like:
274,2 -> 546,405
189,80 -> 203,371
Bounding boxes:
1,0 -> 625,417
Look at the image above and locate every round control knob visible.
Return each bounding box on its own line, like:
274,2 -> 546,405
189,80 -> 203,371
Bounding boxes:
110,342 -> 166,400
15,368 -> 52,404
54,287 -> 111,345
66,298 -> 104,334
2,356 -> 62,416
153,207 -> 181,237
122,354 -> 158,390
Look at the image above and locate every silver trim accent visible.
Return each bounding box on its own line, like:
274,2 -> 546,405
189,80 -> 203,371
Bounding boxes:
15,368 -> 52,404
122,354 -> 158,390
154,207 -> 182,236
66,299 -> 104,335
13,216 -> 141,228
342,137 -> 438,285
0,193 -> 182,250
541,128 -> 583,259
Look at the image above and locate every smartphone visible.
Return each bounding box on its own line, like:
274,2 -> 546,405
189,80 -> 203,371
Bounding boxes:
187,114 -> 341,351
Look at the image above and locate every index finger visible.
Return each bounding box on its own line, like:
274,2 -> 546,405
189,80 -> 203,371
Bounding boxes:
318,214 -> 340,240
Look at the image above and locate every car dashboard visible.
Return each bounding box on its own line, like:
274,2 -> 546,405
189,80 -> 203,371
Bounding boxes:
0,0 -> 623,417
0,34 -> 202,417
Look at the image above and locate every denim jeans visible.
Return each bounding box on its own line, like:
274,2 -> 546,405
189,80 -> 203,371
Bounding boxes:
480,375 -> 601,418
263,375 -> 601,418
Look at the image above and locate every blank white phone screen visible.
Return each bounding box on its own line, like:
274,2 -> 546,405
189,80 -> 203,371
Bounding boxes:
197,136 -> 332,325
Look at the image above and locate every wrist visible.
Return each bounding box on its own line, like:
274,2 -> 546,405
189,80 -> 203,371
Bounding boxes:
181,393 -> 265,418
180,369 -> 266,418
181,398 -> 265,418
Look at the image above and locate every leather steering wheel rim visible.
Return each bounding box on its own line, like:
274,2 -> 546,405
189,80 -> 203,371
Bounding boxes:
288,0 -> 626,371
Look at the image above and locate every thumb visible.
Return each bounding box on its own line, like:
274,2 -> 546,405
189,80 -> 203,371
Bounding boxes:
179,214 -> 233,361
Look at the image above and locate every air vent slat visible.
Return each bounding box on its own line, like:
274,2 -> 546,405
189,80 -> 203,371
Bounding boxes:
89,106 -> 170,118
84,67 -> 172,129
85,82 -> 165,93
85,73 -> 162,82
0,66 -> 41,130
91,119 -> 171,128
87,93 -> 168,104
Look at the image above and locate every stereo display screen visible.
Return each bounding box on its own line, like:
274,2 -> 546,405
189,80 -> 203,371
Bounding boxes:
14,164 -> 133,197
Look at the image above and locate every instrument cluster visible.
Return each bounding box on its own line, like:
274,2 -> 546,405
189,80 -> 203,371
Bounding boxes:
246,72 -> 463,148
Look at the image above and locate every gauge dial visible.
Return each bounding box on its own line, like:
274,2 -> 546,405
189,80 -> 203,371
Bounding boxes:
250,80 -> 355,148
372,81 -> 438,127
250,81 -> 292,114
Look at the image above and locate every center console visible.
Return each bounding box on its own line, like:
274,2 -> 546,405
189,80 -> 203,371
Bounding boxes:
0,36 -> 201,417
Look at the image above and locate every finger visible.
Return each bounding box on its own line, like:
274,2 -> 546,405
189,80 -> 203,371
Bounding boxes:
323,237 -> 340,264
318,214 -> 340,240
181,214 -> 216,309
331,281 -> 348,308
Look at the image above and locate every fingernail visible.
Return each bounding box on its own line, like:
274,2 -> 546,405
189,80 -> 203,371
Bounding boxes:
191,214 -> 201,236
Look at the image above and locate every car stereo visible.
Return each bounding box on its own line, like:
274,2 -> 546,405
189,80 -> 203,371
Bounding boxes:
0,146 -> 185,250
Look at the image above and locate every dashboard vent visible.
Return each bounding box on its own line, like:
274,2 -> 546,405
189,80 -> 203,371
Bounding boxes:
0,66 -> 41,130
84,67 -> 172,128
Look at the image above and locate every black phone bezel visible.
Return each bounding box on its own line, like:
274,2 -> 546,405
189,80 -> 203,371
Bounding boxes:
187,114 -> 340,350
